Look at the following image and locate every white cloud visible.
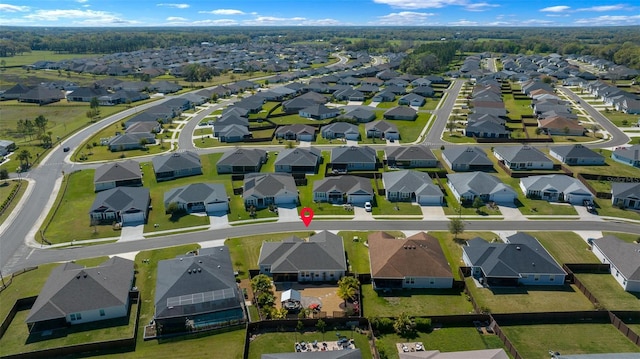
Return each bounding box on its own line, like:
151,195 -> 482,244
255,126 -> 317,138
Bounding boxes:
76,0 -> 89,3
576,5 -> 625,12
0,4 -> 29,12
157,3 -> 189,9
23,9 -> 137,25
192,19 -> 238,26
372,0 -> 468,10
166,16 -> 187,21
200,9 -> 245,15
465,2 -> 499,11
304,18 -> 343,26
540,5 -> 570,12
376,11 -> 434,25
448,19 -> 478,25
574,14 -> 640,25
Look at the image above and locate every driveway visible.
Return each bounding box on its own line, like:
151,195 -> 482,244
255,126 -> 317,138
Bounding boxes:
574,205 -> 604,221
497,204 -> 526,220
277,204 -> 300,223
353,206 -> 374,221
208,212 -> 230,229
119,224 -> 144,242
420,205 -> 447,220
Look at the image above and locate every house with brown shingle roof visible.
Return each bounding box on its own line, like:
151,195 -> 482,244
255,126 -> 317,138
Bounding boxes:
368,231 -> 453,290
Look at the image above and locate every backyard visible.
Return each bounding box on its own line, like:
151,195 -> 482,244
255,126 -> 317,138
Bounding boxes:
247,330 -> 372,359
532,231 -> 598,264
573,273 -> 640,311
361,284 -> 474,317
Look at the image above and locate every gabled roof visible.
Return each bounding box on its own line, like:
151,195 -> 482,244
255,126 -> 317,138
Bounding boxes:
613,145 -> 640,161
442,146 -> 492,167
154,246 -> 241,320
447,172 -> 516,197
493,145 -> 552,163
26,257 -> 134,324
612,182 -> 640,199
218,148 -> 266,167
385,146 -> 436,162
399,349 -> 508,359
463,233 -> 565,278
275,124 -> 316,137
94,160 -> 142,185
365,120 -> 398,133
262,349 -> 362,359
384,106 -> 417,118
313,175 -> 373,196
90,187 -> 150,213
520,175 -> 591,196
258,231 -> 347,273
383,170 -> 442,197
369,231 -> 452,279
300,103 -> 339,117
593,236 -> 640,281
243,173 -> 297,198
164,183 -> 228,205
331,146 -> 377,164
321,122 -> 359,135
538,116 -> 584,131
550,144 -> 604,160
152,151 -> 202,173
275,147 -> 321,167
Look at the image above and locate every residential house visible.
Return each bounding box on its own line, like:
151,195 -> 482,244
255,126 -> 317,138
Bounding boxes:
398,93 -> 426,107
342,107 -> 376,123
465,119 -> 510,139
107,132 -> 155,152
462,233 -> 566,286
274,124 -> 317,141
330,146 -> 378,172
369,231 -> 453,289
591,235 -> 640,292
383,170 -> 443,205
447,172 -> 517,204
365,120 -> 399,140
372,90 -> 396,103
93,160 -> 143,192
258,231 -> 347,282
164,183 -> 229,214
411,86 -> 435,98
0,83 -> 31,100
441,146 -> 493,172
217,124 -> 250,143
67,87 -> 109,102
25,257 -> 134,332
538,116 -> 585,136
89,187 -> 150,225
493,145 -> 554,170
612,145 -> 640,168
126,121 -> 161,135
274,147 -> 322,174
313,175 -> 374,205
383,106 -> 417,121
243,173 -> 298,209
216,148 -> 267,174
385,146 -> 437,169
321,122 -> 360,140
154,247 -> 245,335
299,104 -> 340,120
611,182 -> 640,210
152,151 -> 202,181
550,144 -> 605,166
0,140 -> 16,156
19,86 -> 65,105
520,174 -> 593,204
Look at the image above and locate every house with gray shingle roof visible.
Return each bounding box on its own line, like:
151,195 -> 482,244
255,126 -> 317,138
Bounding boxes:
493,145 -> 553,170
342,107 -> 376,123
152,151 -> 202,181
442,146 -> 493,172
398,93 -> 426,107
520,174 -> 593,205
591,235 -> 640,292
154,246 -> 245,335
383,170 -> 443,205
216,148 -> 267,174
93,160 -> 142,192
107,132 -> 155,152
330,146 -> 378,172
365,120 -> 399,140
217,124 -> 250,143
89,187 -> 150,225
299,104 -> 340,120
164,183 -> 229,214
447,172 -> 517,204
550,144 -> 605,166
383,106 -> 417,121
612,182 -> 640,210
462,233 -> 566,287
26,257 -> 134,332
243,173 -> 298,209
313,175 -> 374,205
612,145 -> 640,168
274,124 -> 317,142
321,122 -> 360,140
258,231 -> 347,282
275,147 -> 321,174
19,86 -> 65,105
385,146 -> 437,168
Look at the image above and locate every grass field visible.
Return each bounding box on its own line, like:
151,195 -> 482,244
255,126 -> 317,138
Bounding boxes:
502,323 -> 640,359
532,231 -> 598,264
0,51 -> 105,68
0,180 -> 27,226
361,284 -> 474,317
247,331 -> 372,359
602,232 -> 640,243
573,273 -> 640,311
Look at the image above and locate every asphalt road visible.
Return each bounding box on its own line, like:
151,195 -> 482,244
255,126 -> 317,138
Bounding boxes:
423,79 -> 464,146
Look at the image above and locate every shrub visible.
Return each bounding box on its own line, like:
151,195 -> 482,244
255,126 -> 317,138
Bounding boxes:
414,317 -> 432,332
369,316 -> 394,334
376,341 -> 388,359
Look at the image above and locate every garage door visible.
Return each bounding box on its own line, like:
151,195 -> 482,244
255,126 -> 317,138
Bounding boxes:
206,202 -> 229,213
349,195 -> 371,205
418,195 -> 442,206
491,193 -> 515,204
122,212 -> 144,225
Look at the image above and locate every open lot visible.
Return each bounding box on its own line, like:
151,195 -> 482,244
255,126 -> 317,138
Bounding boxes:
429,231 -> 499,280
574,273 -> 640,311
502,323 -> 640,359
247,331 -> 372,359
532,231 -> 598,264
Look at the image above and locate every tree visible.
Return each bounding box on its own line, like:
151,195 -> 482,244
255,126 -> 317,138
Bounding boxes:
337,276 -> 360,304
40,133 -> 52,148
393,312 -> 416,338
90,97 -> 100,115
472,196 -> 484,214
0,168 -> 8,183
17,119 -> 35,141
251,274 -> 272,295
448,217 -> 465,239
316,319 -> 327,341
166,202 -> 181,216
17,149 -> 32,170
34,115 -> 48,137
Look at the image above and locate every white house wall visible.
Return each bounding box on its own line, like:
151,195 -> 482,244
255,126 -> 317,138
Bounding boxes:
67,304 -> 127,325
518,273 -> 565,286
404,277 -> 453,289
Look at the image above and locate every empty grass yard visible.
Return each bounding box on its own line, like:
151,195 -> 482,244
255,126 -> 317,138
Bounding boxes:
465,281 -> 595,314
361,284 -> 474,317
574,273 -> 640,311
502,323 -> 640,359
375,327 -> 506,359
248,331 -> 372,359
532,231 -> 597,264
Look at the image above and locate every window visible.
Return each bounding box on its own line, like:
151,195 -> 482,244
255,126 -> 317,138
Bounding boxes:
534,275 -> 540,281
549,276 -> 554,281
70,314 -> 76,321
405,277 -> 414,284
70,313 -> 82,321
76,313 -> 82,320
99,309 -> 106,317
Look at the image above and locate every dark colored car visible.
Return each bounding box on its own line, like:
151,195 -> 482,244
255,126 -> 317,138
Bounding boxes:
63,147 -> 70,152
583,199 -> 596,214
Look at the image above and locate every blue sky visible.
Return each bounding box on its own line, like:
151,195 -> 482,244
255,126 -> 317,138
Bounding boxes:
1,0 -> 639,27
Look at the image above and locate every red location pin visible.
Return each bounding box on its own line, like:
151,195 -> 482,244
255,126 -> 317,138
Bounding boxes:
300,207 -> 314,227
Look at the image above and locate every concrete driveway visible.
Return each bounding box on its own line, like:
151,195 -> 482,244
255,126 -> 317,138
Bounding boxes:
420,205 -> 447,220
353,206 -> 374,220
209,212 -> 230,229
497,204 -> 526,220
277,204 -> 300,223
574,205 -> 603,221
118,224 -> 144,242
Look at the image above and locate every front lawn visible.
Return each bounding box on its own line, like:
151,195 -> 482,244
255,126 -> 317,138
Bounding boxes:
502,323 -> 640,359
361,284 -> 474,317
532,231 -> 597,264
573,273 -> 640,311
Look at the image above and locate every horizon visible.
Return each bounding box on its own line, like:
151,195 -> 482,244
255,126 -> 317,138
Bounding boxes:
1,0 -> 639,27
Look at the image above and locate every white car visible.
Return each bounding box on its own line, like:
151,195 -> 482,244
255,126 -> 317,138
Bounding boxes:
364,202 -> 372,212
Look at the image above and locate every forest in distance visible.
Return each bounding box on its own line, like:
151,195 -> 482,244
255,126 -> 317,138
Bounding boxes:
0,26 -> 639,70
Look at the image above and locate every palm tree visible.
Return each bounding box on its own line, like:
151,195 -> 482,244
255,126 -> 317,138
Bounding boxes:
337,276 -> 360,306
17,150 -> 31,170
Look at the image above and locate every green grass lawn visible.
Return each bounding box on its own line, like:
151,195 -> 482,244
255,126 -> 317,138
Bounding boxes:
0,180 -> 27,226
247,331 -> 372,359
602,111 -> 639,127
226,232 -> 315,279
565,149 -> 640,178
532,231 -> 597,264
503,93 -> 532,120
0,51 -> 106,67
372,194 -> 423,216
573,273 -> 640,311
297,152 -> 354,217
502,323 -> 640,359
361,284 -> 474,317
375,327 -> 506,359
466,280 -> 595,314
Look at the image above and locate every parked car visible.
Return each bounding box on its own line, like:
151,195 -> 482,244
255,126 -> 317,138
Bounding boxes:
63,147 -> 70,152
583,199 -> 596,214
364,202 -> 372,212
